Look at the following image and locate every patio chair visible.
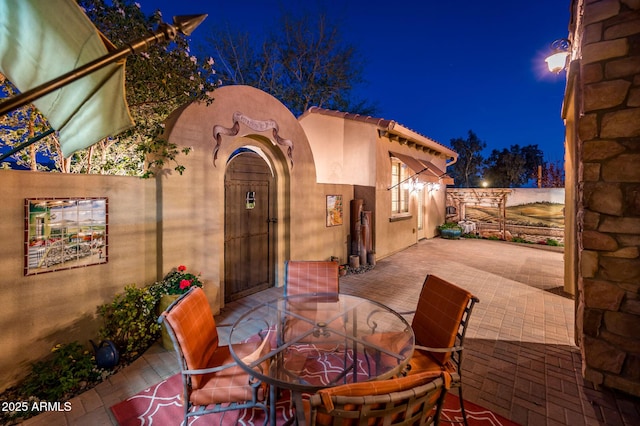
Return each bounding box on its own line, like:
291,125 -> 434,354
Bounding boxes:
284,260 -> 340,296
307,371 -> 456,426
365,275 -> 478,426
282,260 -> 347,374
158,286 -> 270,425
283,261 -> 342,344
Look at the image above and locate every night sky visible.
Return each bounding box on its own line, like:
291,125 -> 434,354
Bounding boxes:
142,0 -> 570,163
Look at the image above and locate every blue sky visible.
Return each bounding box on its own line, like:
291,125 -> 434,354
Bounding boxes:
142,0 -> 570,163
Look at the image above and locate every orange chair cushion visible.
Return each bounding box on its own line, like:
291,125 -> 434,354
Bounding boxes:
189,342 -> 267,406
411,275 -> 473,365
163,287 -> 219,389
407,348 -> 457,376
361,330 -> 413,372
285,261 -> 339,296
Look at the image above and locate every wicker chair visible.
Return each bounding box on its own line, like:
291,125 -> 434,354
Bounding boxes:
308,371 -> 456,426
365,275 -> 478,426
158,286 -> 270,425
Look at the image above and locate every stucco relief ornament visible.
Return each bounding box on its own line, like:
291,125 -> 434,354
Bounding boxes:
212,111 -> 294,168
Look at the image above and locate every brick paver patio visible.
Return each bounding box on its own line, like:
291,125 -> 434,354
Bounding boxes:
22,238 -> 640,425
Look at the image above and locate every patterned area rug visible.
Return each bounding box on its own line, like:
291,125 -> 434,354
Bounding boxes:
111,373 -> 291,425
112,342 -> 519,425
111,373 -> 520,426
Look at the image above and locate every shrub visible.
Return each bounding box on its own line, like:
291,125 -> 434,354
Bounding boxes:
17,342 -> 101,402
512,237 -> 532,244
0,342 -> 110,424
437,222 -> 463,231
462,233 -> 480,239
148,265 -> 202,297
97,284 -> 161,361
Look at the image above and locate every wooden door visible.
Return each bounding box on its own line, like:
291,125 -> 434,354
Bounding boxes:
224,152 -> 275,302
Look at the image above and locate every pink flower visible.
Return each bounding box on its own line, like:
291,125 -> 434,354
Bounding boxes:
179,279 -> 192,290
178,265 -> 187,272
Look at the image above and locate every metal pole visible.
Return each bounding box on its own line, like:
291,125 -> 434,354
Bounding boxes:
0,15 -> 207,117
386,168 -> 428,190
0,128 -> 55,162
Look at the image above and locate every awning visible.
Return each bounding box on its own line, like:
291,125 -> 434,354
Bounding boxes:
389,151 -> 439,183
417,159 -> 445,178
417,158 -> 454,184
0,0 -> 134,157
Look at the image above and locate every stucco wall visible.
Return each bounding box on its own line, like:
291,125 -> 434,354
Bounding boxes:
161,86 -> 353,309
300,108 -> 449,258
298,111 -> 377,186
0,86 -> 445,393
374,141 -> 447,257
0,170 -> 156,392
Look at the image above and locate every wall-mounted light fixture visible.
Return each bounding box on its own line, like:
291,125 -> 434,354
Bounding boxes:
545,38 -> 571,73
402,177 -> 425,193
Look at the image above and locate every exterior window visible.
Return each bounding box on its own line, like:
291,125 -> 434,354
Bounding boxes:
391,158 -> 410,215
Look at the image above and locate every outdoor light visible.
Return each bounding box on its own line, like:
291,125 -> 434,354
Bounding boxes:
545,38 -> 571,73
402,178 -> 425,193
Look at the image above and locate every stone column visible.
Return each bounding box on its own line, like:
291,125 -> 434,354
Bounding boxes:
573,0 -> 640,397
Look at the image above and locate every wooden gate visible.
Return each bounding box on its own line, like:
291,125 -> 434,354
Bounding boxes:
224,152 -> 275,302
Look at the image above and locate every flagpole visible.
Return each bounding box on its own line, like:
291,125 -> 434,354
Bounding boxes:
0,128 -> 55,162
0,15 -> 207,117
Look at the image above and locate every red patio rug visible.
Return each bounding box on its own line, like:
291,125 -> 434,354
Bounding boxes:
111,373 -> 520,425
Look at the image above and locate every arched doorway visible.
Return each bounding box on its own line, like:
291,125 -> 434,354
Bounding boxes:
224,148 -> 276,302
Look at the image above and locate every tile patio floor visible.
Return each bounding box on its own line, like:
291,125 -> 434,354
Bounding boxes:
22,238 -> 640,425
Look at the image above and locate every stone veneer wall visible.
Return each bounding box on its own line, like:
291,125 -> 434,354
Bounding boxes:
574,0 -> 640,397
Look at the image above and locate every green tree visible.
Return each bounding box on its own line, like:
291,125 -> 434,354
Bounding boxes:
0,74 -> 61,171
484,144 -> 544,187
447,130 -> 486,187
1,0 -> 218,176
204,11 -> 376,117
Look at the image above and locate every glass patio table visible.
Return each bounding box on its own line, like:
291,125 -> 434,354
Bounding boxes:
228,292 -> 415,426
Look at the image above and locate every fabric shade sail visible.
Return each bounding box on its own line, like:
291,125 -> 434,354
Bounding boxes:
0,0 -> 134,157
389,151 -> 440,183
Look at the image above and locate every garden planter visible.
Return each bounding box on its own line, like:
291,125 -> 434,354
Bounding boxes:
158,294 -> 180,351
440,228 -> 462,239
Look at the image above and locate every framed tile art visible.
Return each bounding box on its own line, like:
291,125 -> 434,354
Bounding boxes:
25,198 -> 108,275
326,195 -> 343,227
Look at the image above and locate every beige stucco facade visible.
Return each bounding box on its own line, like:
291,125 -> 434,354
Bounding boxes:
0,85 -> 456,391
158,85 -> 354,310
299,108 -> 456,258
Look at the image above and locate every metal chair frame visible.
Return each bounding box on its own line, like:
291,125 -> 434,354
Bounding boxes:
365,274 -> 478,426
308,372 -> 457,426
404,275 -> 479,426
158,287 -> 269,425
